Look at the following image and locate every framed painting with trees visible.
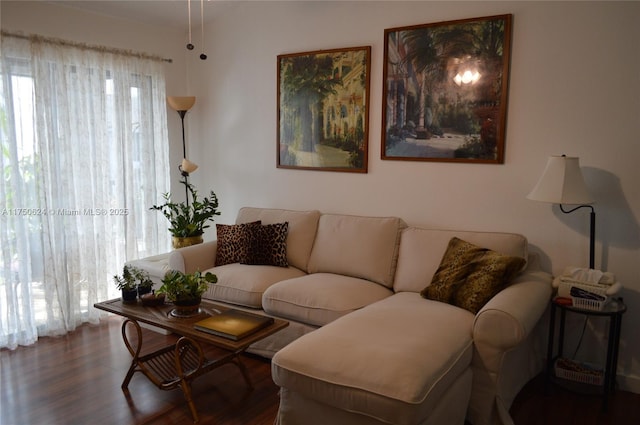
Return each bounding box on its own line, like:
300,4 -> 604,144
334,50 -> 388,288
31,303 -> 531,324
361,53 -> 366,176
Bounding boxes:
277,46 -> 371,172
382,14 -> 512,163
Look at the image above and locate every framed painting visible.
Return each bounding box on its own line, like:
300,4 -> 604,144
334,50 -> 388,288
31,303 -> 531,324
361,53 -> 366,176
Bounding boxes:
381,14 -> 512,163
277,46 -> 371,172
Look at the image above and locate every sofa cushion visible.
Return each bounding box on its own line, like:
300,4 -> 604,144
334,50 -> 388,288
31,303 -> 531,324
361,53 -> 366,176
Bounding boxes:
236,207 -> 320,272
272,292 -> 474,424
307,214 -> 406,288
421,237 -> 526,314
202,263 -> 306,308
214,221 -> 261,266
394,227 -> 528,293
244,222 -> 289,267
262,273 -> 393,326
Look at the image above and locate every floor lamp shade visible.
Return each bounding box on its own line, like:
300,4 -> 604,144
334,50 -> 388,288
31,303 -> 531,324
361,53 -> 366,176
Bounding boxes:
167,96 -> 196,112
527,156 -> 593,205
181,158 -> 198,174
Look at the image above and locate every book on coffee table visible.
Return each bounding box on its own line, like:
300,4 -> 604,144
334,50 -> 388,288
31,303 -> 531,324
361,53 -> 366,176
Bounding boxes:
194,309 -> 275,341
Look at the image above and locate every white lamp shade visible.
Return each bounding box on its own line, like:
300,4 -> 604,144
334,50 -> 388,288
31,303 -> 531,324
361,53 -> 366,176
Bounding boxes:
167,96 -> 196,112
181,158 -> 198,174
527,156 -> 593,205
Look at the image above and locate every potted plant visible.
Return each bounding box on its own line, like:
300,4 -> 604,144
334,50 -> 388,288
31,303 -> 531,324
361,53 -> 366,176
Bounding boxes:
150,178 -> 220,249
157,269 -> 217,317
113,265 -> 149,304
131,267 -> 154,298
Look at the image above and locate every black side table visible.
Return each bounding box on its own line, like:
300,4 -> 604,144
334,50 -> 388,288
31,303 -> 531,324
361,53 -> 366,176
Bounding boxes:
545,297 -> 626,411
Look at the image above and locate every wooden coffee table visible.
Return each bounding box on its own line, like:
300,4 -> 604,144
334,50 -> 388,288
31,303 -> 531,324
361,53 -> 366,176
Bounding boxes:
94,298 -> 288,423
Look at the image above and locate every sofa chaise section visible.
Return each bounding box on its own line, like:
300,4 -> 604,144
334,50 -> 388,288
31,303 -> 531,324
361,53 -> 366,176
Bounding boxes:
272,292 -> 474,425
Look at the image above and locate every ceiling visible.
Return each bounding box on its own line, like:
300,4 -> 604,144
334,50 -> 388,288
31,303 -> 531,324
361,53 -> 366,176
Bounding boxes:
46,0 -> 240,29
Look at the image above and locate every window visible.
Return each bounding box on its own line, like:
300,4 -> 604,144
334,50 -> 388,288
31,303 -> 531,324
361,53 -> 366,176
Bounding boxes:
0,34 -> 171,349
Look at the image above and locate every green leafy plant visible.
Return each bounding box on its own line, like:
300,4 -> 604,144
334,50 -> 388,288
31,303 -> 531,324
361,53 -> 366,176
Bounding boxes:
133,268 -> 154,295
113,265 -> 152,292
150,179 -> 220,238
157,270 -> 217,303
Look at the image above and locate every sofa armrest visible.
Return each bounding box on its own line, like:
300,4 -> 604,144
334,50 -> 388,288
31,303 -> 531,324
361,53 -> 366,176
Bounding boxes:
168,240 -> 218,274
126,253 -> 172,285
469,256 -> 553,425
473,259 -> 553,351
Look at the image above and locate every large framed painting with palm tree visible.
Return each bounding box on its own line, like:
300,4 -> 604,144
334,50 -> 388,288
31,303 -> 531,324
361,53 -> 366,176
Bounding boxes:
277,46 -> 371,172
382,14 -> 512,163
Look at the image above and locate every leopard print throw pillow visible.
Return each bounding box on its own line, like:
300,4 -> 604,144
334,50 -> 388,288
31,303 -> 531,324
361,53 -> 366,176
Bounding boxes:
215,221 -> 261,266
421,237 -> 525,314
243,222 -> 289,267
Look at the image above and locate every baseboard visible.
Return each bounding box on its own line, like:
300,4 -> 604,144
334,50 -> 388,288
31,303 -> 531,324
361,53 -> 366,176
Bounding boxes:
618,373 -> 640,394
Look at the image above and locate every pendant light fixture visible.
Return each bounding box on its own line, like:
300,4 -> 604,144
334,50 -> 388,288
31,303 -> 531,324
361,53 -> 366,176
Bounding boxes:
184,0 -> 207,60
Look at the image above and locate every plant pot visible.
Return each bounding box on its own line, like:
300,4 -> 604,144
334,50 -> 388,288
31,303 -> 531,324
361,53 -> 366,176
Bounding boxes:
140,292 -> 165,307
137,285 -> 152,298
172,235 -> 203,249
171,297 -> 202,317
121,289 -> 138,304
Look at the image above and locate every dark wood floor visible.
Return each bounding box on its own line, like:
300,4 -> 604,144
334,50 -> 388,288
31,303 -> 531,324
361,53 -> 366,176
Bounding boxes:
0,317 -> 278,424
1,317 -> 639,425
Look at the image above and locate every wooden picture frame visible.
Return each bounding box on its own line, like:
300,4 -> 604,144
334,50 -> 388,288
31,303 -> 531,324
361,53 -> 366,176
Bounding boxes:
381,14 -> 512,163
277,46 -> 371,172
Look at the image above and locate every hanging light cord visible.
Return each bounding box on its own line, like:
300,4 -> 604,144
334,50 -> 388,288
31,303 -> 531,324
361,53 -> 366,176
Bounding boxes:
199,0 -> 207,60
184,0 -> 206,59
186,0 -> 194,50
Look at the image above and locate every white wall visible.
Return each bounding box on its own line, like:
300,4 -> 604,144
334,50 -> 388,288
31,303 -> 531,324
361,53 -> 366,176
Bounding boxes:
191,1 -> 640,391
4,1 -> 640,392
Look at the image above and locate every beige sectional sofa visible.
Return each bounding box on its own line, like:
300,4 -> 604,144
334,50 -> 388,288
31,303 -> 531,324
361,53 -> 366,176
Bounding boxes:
147,207 -> 552,425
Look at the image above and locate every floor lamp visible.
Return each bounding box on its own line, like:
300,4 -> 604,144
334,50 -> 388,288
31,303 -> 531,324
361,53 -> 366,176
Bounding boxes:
527,155 -> 596,269
167,96 -> 198,207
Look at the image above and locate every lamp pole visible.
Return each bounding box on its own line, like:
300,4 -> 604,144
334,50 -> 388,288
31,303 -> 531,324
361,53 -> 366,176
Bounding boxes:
560,204 -> 596,270
167,96 -> 196,208
177,109 -> 190,207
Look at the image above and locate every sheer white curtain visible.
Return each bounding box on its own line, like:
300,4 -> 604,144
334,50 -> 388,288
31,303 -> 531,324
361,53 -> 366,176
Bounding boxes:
0,34 -> 171,349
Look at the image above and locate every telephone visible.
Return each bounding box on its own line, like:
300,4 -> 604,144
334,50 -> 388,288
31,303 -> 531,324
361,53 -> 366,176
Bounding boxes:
552,266 -> 622,299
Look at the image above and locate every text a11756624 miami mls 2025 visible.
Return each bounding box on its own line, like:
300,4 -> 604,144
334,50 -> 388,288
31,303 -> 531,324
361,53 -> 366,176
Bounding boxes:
0,207 -> 130,216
